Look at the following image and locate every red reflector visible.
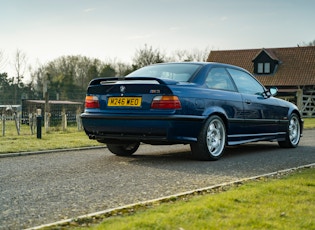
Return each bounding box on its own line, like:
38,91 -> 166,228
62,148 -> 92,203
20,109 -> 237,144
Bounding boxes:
151,96 -> 181,109
85,96 -> 100,108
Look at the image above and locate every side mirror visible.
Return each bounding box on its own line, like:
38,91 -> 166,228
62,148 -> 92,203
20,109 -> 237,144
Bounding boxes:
269,87 -> 278,96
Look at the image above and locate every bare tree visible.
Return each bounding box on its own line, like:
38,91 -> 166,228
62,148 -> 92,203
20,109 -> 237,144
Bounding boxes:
298,39 -> 315,47
114,62 -> 133,76
0,50 -> 8,72
170,47 -> 211,62
13,49 -> 27,85
307,40 -> 315,46
132,44 -> 165,68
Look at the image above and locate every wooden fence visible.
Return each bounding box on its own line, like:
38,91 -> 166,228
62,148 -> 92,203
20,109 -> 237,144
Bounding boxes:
301,94 -> 315,118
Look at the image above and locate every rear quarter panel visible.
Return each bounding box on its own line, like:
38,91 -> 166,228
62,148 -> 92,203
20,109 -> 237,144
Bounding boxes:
170,84 -> 244,135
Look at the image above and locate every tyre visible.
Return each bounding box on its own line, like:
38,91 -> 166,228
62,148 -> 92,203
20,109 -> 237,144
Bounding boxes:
107,142 -> 140,156
190,115 -> 226,161
278,113 -> 301,148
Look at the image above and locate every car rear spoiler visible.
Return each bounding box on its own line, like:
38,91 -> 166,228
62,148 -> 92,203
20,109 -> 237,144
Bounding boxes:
88,77 -> 179,86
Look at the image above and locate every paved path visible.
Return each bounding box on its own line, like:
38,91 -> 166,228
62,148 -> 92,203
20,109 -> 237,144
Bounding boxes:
1,129 -> 314,229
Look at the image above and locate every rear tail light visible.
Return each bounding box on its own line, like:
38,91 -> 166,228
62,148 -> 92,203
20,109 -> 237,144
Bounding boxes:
85,95 -> 100,109
151,95 -> 181,109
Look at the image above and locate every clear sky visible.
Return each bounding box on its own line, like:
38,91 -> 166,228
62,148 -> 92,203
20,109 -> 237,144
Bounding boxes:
1,0 -> 315,81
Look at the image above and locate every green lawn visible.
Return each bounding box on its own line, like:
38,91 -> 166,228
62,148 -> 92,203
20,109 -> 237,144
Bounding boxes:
0,121 -> 102,154
69,168 -> 314,230
304,117 -> 315,129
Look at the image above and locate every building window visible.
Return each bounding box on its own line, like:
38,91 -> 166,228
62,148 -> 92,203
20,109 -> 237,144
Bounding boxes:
257,62 -> 271,74
257,63 -> 263,73
264,63 -> 270,73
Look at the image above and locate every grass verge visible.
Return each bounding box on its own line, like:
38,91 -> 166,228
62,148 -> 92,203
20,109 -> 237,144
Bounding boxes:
0,121 -> 102,154
79,168 -> 315,230
304,118 -> 315,129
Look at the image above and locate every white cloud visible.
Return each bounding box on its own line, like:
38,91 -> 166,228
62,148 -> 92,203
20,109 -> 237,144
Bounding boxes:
220,16 -> 228,21
83,8 -> 96,13
168,26 -> 182,31
126,33 -> 153,40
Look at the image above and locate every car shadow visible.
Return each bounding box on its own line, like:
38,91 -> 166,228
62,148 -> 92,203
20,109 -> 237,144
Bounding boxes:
104,141 -> 314,177
125,142 -> 281,161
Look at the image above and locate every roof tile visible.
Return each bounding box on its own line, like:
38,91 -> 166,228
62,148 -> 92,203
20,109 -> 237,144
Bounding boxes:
207,47 -> 315,86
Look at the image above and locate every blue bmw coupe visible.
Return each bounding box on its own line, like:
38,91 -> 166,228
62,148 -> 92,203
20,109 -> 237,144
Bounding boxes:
81,62 -> 303,160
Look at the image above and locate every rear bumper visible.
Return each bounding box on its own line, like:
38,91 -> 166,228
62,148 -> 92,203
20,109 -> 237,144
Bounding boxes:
81,113 -> 205,144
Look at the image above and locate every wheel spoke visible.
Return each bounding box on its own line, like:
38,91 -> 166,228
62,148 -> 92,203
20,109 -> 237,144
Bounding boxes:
192,116 -> 226,160
289,116 -> 300,145
206,120 -> 224,156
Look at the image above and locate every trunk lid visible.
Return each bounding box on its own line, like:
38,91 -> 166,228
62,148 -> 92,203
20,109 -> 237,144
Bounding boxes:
86,77 -> 180,113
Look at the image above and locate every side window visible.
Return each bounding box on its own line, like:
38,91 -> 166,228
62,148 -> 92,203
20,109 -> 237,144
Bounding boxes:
227,68 -> 265,95
205,68 -> 236,91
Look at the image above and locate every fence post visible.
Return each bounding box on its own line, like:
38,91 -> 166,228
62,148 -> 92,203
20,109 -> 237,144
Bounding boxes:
14,112 -> 20,135
2,114 -> 5,136
29,113 -> 34,135
62,108 -> 67,131
45,112 -> 50,133
76,113 -> 82,131
296,89 -> 303,111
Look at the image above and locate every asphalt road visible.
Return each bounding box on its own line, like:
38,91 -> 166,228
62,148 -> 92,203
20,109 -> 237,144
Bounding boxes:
1,129 -> 315,229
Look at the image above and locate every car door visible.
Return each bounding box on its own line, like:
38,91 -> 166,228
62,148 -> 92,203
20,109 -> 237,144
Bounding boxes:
204,67 -> 244,137
226,68 -> 287,137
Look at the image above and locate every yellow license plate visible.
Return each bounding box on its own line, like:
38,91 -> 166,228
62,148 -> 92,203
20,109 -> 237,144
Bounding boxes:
107,97 -> 142,107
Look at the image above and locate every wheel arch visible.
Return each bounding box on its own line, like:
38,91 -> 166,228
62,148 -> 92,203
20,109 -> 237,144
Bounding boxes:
289,108 -> 304,134
190,109 -> 228,161
202,106 -> 229,133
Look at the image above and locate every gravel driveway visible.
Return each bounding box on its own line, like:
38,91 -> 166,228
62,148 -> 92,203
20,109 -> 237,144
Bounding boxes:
1,129 -> 315,229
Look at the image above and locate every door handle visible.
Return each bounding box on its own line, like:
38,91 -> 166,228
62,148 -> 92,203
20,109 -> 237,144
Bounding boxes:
245,99 -> 251,104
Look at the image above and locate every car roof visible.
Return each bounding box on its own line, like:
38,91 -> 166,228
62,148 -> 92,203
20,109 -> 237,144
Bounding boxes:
149,62 -> 251,74
150,61 -> 245,69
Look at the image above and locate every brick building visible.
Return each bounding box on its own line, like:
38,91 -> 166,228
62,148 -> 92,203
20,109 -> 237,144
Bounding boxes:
207,46 -> 315,117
